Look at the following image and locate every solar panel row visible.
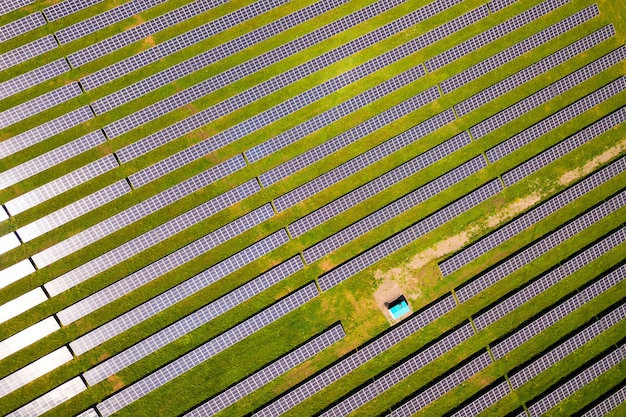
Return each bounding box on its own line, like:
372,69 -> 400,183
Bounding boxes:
455,24 -> 614,117
91,0 -> 364,115
0,316 -> 58,361
0,105 -> 93,160
102,0 -> 349,138
56,203 -> 275,326
35,155 -> 246,270
455,191 -> 626,303
318,180 -> 502,291
113,0 -> 463,165
0,12 -> 46,43
509,304 -> 626,389
470,46 -> 626,139
42,0 -> 103,22
320,323 -> 476,417
67,0 -> 229,67
488,0 -> 519,13
387,352 -> 493,416
0,35 -> 57,72
48,179 -> 259,303
4,154 -> 117,216
0,0 -> 33,17
185,324 -> 345,417
441,5 -> 600,94
74,408 -> 99,417
582,384 -> 626,417
288,120 -> 464,237
449,380 -> 511,417
5,377 -> 86,417
0,82 -> 82,129
0,59 -> 69,101
81,0 -> 289,91
0,130 -> 105,189
69,230 -> 290,356
303,156 -> 486,264
83,256 -> 303,385
260,86 -> 442,188
96,282 -> 319,417
503,104 -> 626,185
526,345 -> 626,416
439,154 -> 626,276
491,264 -> 626,360
474,227 -> 626,332
55,0 -> 167,45
16,179 -> 131,243
253,294 -> 457,417
487,75 -> 626,162
426,0 -> 570,72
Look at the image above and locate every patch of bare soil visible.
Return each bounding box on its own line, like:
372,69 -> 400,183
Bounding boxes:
143,35 -> 156,49
107,374 -> 125,391
559,138 -> 626,185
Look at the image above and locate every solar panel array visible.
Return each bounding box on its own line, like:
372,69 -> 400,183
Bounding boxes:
320,323 -> 476,417
491,264 -> 626,360
185,324 -> 345,417
96,283 -> 319,417
526,345 -> 626,417
67,0 -> 229,68
319,180 -> 503,291
582,385 -> 626,417
69,230 -> 290,356
455,191 -> 626,303
1,0 -> 625,415
440,155 -> 626,276
440,5 -> 600,94
254,294 -> 457,417
0,12 -> 46,43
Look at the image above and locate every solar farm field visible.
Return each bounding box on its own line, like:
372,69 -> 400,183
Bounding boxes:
1,0 -> 625,416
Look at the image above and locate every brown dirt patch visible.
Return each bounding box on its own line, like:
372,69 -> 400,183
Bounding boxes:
485,192 -> 542,228
107,374 -> 125,391
559,137 -> 626,185
143,35 -> 156,49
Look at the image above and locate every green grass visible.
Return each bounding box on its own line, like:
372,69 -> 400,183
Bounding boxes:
0,0 -> 625,416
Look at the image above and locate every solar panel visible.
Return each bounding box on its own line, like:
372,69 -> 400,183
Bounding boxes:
96,283 -> 319,417
0,259 -> 35,290
4,154 -> 118,216
5,377 -> 86,417
0,317 -> 59,361
0,0 -> 33,17
470,46 -> 626,140
0,36 -> 57,72
455,24 -> 614,117
487,76 -> 626,163
449,380 -> 511,417
34,156 -> 246,269
0,232 -> 21,256
0,12 -> 46,43
488,0 -> 519,13
320,323 -> 475,417
0,130 -> 106,190
74,409 -> 100,417
455,193 -> 626,303
491,264 -> 626,359
503,104 -> 626,185
55,0 -> 167,45
0,105 -> 93,160
69,230 -> 290,355
186,324 -> 345,417
302,156 -> 486,264
441,5 -> 600,94
426,0 -> 570,72
83,256 -> 303,385
43,0 -> 103,22
253,295 -> 457,417
440,155 -> 626,276
0,287 -> 47,325
509,304 -> 626,389
81,0 -> 289,89
582,384 -> 626,417
47,179 -> 259,300
68,0 -> 228,67
526,345 -> 626,416
288,125 -> 466,237
0,82 -> 82,129
0,347 -> 72,398
56,204 -> 275,324
318,180 -> 502,291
